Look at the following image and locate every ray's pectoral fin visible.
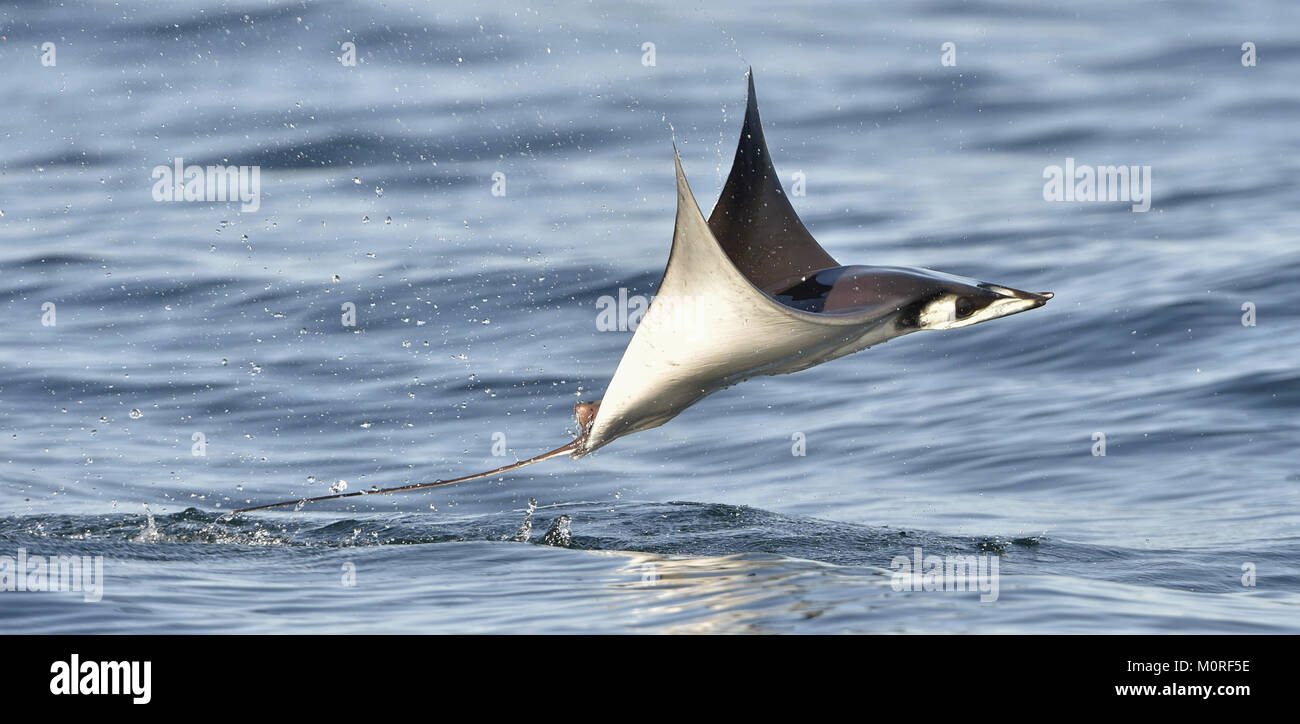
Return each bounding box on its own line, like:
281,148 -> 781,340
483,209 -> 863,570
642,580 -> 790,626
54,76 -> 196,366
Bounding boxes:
579,146 -> 872,455
707,69 -> 838,294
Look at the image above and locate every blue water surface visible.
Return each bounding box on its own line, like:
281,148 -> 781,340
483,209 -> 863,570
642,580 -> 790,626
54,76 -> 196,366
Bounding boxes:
1,0 -> 1298,633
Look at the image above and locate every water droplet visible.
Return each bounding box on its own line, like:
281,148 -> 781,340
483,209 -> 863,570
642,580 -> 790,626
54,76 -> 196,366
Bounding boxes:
129,408 -> 143,419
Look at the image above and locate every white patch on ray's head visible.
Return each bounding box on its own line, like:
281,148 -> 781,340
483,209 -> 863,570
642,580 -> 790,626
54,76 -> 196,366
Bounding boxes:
918,291 -> 1041,331
918,294 -> 960,329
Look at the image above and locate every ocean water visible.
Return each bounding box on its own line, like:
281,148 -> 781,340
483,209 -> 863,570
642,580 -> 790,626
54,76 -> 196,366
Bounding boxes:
1,0 -> 1298,633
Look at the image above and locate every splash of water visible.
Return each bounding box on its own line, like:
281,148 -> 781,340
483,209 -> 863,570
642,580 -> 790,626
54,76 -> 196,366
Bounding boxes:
542,515 -> 572,547
509,498 -> 538,542
133,505 -> 161,542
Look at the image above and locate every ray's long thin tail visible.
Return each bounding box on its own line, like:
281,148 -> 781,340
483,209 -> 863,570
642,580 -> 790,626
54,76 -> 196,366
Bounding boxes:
231,439 -> 581,514
230,401 -> 601,515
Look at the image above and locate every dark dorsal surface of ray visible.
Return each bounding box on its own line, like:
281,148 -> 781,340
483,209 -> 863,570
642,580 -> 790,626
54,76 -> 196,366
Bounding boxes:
707,70 -> 838,295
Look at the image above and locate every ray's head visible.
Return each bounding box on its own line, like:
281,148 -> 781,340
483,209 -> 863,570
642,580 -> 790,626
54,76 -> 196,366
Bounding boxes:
780,265 -> 1053,330
898,270 -> 1053,331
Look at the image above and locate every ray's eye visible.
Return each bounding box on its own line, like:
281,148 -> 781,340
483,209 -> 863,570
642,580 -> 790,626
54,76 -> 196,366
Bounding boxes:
955,297 -> 976,319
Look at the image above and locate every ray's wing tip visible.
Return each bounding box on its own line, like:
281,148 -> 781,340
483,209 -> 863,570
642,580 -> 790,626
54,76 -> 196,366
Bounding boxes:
744,70 -> 760,117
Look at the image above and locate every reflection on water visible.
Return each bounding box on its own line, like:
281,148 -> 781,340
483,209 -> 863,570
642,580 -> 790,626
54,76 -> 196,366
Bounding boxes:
607,552 -> 861,633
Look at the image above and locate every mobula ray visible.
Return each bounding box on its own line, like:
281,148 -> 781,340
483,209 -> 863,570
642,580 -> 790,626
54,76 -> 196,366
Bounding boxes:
235,71 -> 1051,514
